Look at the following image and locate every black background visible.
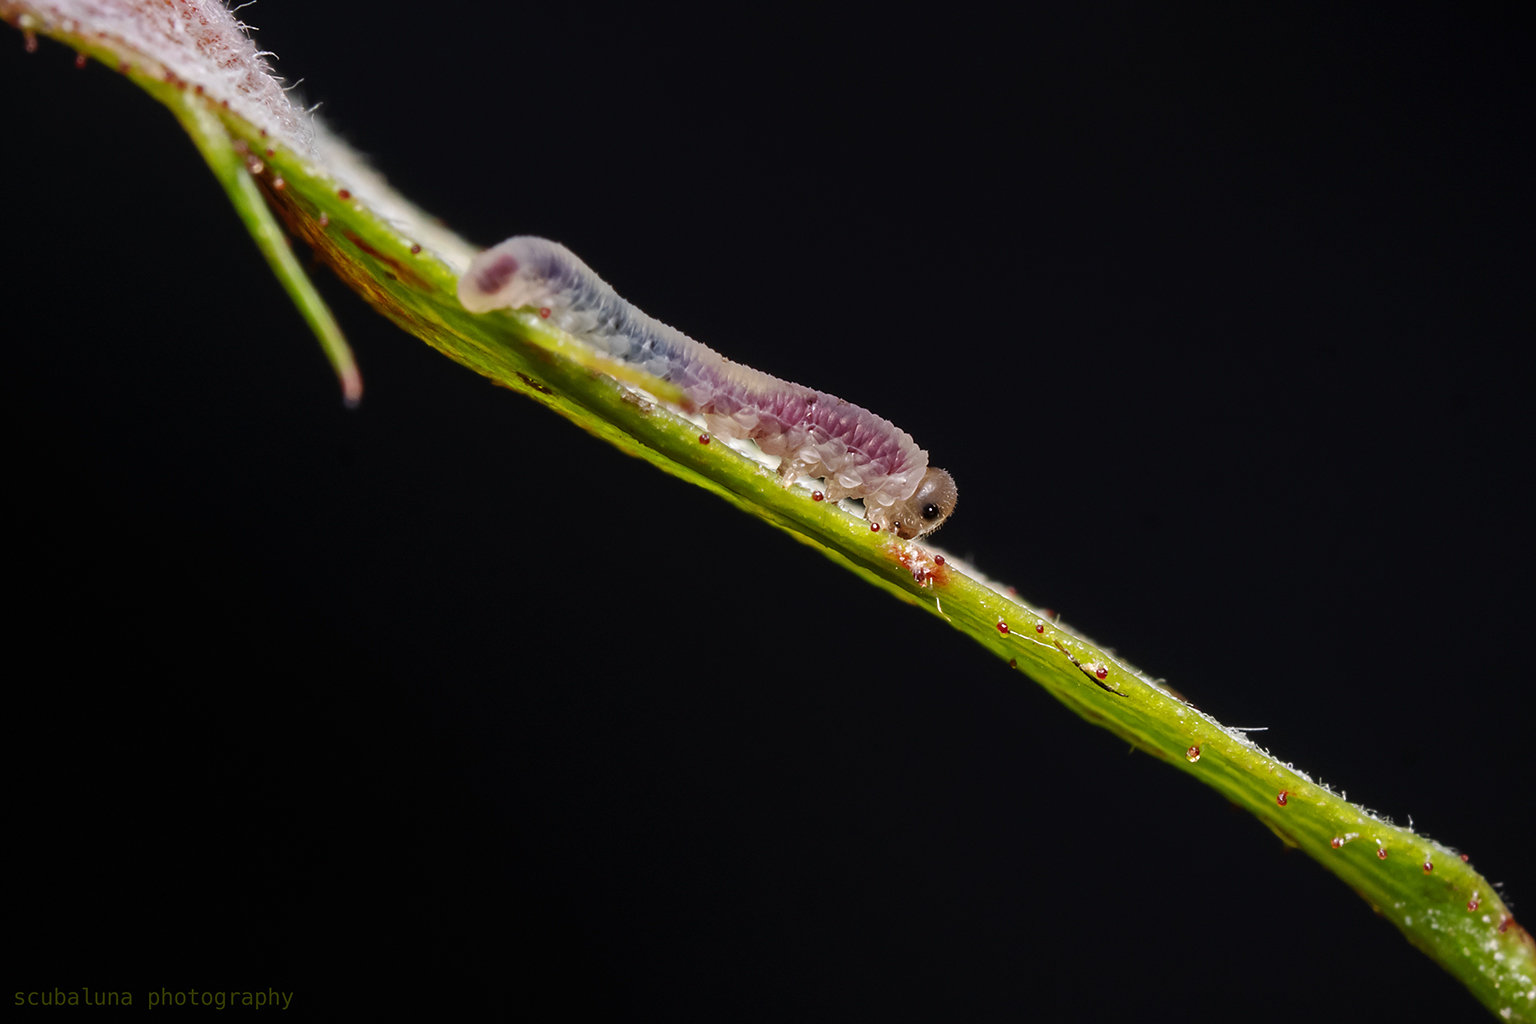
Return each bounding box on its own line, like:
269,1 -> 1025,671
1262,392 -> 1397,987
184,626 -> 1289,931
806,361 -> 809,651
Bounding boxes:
6,4 -> 1530,1018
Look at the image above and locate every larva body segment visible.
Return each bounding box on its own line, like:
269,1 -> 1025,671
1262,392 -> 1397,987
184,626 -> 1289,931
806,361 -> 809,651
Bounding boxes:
458,237 -> 957,538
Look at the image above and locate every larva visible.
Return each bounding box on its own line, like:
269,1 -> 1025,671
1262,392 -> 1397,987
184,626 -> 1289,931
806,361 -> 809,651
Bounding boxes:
457,237 -> 957,539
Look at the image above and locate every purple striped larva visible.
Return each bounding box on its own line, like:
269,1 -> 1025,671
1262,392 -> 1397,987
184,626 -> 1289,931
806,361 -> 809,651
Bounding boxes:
458,237 -> 957,538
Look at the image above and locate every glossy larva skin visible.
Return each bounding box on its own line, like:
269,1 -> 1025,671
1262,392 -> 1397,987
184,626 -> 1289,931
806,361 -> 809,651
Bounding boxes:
458,236 -> 956,538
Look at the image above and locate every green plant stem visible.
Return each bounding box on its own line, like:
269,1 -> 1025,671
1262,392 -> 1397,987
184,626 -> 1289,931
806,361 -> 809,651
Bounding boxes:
6,7 -> 1532,1018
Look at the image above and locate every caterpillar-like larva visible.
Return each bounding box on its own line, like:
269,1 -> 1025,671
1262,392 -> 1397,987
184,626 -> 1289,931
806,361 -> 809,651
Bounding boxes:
457,237 -> 957,539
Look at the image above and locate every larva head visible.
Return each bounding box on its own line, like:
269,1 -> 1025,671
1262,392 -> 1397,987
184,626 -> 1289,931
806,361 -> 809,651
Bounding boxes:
458,237 -> 551,314
887,468 -> 958,539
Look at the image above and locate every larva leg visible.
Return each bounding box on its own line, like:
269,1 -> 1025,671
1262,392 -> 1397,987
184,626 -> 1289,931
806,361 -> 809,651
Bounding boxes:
776,456 -> 816,489
865,503 -> 896,534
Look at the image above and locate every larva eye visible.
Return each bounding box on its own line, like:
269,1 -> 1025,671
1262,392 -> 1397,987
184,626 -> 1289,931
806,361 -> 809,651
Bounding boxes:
887,468 -> 958,539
